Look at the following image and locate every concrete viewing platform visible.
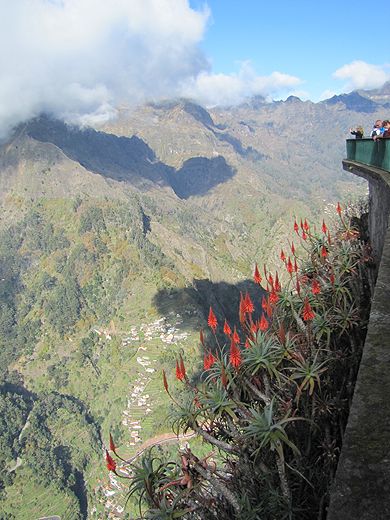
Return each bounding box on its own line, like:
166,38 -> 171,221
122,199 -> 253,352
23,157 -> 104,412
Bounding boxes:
327,141 -> 390,519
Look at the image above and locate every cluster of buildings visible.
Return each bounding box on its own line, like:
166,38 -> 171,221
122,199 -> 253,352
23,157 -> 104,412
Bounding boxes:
92,476 -> 128,520
122,373 -> 152,445
138,314 -> 190,345
91,311 -> 197,517
92,328 -> 112,340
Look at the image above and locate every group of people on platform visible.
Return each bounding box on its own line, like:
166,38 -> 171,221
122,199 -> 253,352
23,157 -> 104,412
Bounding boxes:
350,120 -> 390,140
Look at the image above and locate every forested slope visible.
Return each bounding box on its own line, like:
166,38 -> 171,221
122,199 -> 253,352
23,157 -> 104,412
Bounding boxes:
0,87 -> 386,517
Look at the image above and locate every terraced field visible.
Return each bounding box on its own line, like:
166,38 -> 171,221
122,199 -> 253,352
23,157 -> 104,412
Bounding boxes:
2,468 -> 80,520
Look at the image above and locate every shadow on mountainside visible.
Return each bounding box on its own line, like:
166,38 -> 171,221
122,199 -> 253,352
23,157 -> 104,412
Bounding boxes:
25,115 -> 236,199
152,277 -> 267,345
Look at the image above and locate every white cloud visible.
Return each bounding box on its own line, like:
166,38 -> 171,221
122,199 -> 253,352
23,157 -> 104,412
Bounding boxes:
287,89 -> 311,101
319,89 -> 338,101
0,0 -> 306,139
0,0 -> 211,137
332,60 -> 390,91
180,62 -> 303,107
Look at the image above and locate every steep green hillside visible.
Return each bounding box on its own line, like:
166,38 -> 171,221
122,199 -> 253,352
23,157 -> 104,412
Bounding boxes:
0,89 -> 379,518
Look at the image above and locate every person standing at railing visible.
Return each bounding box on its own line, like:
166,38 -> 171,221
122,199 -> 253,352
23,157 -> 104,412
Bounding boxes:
373,120 -> 390,141
370,120 -> 385,137
350,126 -> 364,139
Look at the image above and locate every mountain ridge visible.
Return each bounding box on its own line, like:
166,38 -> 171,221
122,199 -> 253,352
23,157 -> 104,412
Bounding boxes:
0,86 -> 382,519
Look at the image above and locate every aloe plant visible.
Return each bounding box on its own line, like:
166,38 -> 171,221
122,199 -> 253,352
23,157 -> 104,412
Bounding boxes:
107,201 -> 373,519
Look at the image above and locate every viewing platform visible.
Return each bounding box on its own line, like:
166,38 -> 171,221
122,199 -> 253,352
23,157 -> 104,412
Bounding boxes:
343,138 -> 390,263
328,138 -> 390,519
346,137 -> 390,172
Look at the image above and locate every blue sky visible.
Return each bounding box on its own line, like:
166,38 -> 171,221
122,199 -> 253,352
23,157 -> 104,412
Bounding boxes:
190,0 -> 390,101
0,0 -> 389,137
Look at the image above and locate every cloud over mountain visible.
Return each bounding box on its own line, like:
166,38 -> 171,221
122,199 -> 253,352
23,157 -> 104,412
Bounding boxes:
179,62 -> 303,107
0,0 -> 210,136
332,60 -> 390,92
0,0 -> 305,138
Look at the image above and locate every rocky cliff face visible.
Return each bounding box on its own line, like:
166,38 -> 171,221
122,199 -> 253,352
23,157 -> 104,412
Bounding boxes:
1,88 -> 382,283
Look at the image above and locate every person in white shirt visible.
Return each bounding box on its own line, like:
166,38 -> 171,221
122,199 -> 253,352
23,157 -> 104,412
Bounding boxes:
370,120 -> 385,137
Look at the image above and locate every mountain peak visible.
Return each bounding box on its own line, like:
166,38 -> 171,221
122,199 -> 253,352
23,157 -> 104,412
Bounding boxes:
323,90 -> 379,113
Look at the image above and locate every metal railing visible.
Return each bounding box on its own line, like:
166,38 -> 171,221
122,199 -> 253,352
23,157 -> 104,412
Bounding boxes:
346,137 -> 390,172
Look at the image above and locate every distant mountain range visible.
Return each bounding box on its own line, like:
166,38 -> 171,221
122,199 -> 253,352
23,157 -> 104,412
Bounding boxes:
2,84 -> 385,284
0,83 -> 388,520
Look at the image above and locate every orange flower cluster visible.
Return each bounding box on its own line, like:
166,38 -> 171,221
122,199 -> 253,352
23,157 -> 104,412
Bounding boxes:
302,296 -> 315,321
208,307 -> 217,330
204,349 -> 216,370
229,338 -> 242,369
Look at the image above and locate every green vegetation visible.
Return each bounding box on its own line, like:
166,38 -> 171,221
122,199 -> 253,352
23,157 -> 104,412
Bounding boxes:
0,99 -> 372,518
109,203 -> 373,519
0,194 -> 205,519
0,369 -> 98,520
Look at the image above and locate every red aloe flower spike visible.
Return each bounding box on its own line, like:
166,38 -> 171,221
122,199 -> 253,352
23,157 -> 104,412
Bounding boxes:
223,319 -> 232,336
296,278 -> 301,294
163,370 -> 169,392
229,337 -> 242,369
294,220 -> 299,233
262,295 -> 268,311
304,218 -> 309,231
268,273 -> 274,286
254,263 -> 262,284
175,359 -> 184,380
275,271 -> 281,292
260,313 -> 268,331
294,258 -> 298,272
109,433 -> 118,456
208,349 -> 216,366
322,219 -> 327,234
328,231 -> 331,245
302,230 -> 307,241
221,361 -> 228,388
204,353 -> 211,370
302,296 -> 315,321
176,359 -> 184,380
239,292 -> 247,320
337,202 -> 342,214
233,326 -> 240,344
300,218 -> 304,230
245,339 -> 251,349
266,299 -> 273,317
179,353 -> 186,378
321,243 -> 328,258
245,291 -> 254,313
287,257 -> 293,275
106,450 -> 117,474
251,321 -> 258,335
281,248 -> 286,261
208,307 -> 217,331
312,277 -> 321,295
291,242 -> 295,255
270,285 -> 279,304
